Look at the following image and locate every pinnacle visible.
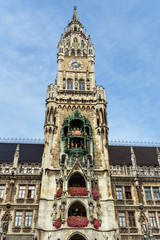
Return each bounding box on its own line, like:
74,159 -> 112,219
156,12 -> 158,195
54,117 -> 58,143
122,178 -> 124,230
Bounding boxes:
72,6 -> 79,22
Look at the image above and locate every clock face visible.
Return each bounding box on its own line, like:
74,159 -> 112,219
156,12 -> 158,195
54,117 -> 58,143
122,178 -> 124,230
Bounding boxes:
68,60 -> 84,70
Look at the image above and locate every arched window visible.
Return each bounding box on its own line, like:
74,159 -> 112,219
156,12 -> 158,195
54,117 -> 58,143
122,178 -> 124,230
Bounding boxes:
68,202 -> 86,217
73,37 -> 78,43
74,26 -> 77,31
69,234 -> 86,240
79,80 -> 85,90
68,173 -> 86,188
67,79 -> 73,90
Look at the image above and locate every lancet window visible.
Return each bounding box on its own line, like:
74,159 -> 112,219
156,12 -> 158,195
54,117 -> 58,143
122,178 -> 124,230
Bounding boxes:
79,80 -> 85,90
67,79 -> 73,90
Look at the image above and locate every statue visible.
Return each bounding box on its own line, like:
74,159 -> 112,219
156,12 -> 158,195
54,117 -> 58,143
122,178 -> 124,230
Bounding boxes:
61,192 -> 67,219
88,198 -> 94,223
52,200 -> 57,222
2,221 -> 8,233
96,201 -> 102,223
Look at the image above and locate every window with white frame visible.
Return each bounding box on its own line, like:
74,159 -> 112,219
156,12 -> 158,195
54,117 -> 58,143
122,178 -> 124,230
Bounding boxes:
144,187 -> 152,200
128,212 -> 136,227
0,185 -> 5,198
153,187 -> 160,200
27,186 -> 35,199
116,187 -> 123,199
18,186 -> 26,198
24,211 -> 32,227
149,212 -> 157,227
15,211 -> 23,227
118,212 -> 126,227
125,186 -> 132,200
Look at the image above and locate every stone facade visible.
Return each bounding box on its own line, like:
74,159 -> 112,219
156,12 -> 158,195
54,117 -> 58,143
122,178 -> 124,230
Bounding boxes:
0,6 -> 160,240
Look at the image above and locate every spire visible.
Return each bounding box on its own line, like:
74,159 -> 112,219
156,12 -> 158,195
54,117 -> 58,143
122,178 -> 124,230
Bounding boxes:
88,35 -> 92,45
60,34 -> 63,43
72,6 -> 79,22
13,144 -> 19,169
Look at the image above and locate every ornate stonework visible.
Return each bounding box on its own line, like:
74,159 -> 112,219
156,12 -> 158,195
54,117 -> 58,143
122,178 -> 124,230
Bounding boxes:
0,6 -> 160,240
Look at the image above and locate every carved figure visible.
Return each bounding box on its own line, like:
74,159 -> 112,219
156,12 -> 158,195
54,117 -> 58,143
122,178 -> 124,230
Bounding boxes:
52,200 -> 57,221
96,201 -> 102,223
88,198 -> 94,222
1,221 -> 8,233
75,80 -> 78,89
61,192 -> 66,219
71,140 -> 74,147
1,234 -> 6,240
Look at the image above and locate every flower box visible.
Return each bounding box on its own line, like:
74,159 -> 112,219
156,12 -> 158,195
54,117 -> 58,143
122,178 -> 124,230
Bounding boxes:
54,218 -> 62,229
68,187 -> 88,196
93,219 -> 100,229
67,216 -> 89,227
56,188 -> 62,198
92,189 -> 98,200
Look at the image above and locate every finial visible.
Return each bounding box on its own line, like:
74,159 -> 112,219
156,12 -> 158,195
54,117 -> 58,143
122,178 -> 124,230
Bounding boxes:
72,6 -> 79,22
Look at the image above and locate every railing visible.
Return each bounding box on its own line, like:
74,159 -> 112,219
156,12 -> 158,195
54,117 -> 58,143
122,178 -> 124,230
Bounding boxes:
110,165 -> 160,177
110,165 -> 134,176
0,163 -> 42,175
0,164 -> 13,174
137,166 -> 160,177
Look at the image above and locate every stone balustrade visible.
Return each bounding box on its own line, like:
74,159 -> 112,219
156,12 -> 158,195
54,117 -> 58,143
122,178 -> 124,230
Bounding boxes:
110,165 -> 160,177
0,163 -> 42,175
137,166 -> 160,177
110,165 -> 134,177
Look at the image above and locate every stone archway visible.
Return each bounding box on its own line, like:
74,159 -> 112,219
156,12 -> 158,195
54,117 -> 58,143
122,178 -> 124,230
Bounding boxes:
68,172 -> 86,188
68,201 -> 87,217
69,234 -> 86,240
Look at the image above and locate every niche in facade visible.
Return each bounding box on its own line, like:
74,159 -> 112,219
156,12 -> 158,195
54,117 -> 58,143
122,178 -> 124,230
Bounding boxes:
68,202 -> 86,217
69,234 -> 86,240
68,172 -> 86,188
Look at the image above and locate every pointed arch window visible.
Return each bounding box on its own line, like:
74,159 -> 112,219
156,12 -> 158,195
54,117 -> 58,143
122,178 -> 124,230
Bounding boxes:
73,37 -> 78,43
79,80 -> 85,90
67,79 -> 73,90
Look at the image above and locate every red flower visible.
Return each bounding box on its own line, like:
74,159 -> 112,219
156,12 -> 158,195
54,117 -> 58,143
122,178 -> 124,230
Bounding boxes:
67,216 -> 89,227
68,187 -> 88,196
56,188 -> 62,198
92,189 -> 98,200
54,218 -> 62,229
93,219 -> 100,229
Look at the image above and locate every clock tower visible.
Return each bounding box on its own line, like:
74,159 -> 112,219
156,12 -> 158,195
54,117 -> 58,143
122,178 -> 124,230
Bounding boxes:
38,7 -> 118,240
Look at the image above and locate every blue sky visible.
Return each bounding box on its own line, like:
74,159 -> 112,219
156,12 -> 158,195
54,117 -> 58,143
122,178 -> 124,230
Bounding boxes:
0,0 -> 160,143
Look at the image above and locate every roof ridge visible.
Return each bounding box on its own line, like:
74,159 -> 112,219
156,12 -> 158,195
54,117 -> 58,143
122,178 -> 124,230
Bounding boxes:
109,140 -> 160,147
0,137 -> 44,144
0,138 -> 159,147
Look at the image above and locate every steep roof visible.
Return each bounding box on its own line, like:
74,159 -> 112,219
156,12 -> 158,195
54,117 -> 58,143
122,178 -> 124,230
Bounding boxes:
0,143 -> 17,163
108,146 -> 132,165
133,146 -> 158,166
0,143 -> 44,164
0,142 -> 159,166
108,145 -> 159,166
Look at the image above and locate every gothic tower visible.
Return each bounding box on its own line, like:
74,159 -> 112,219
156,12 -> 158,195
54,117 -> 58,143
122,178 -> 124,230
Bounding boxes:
38,7 -> 118,240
